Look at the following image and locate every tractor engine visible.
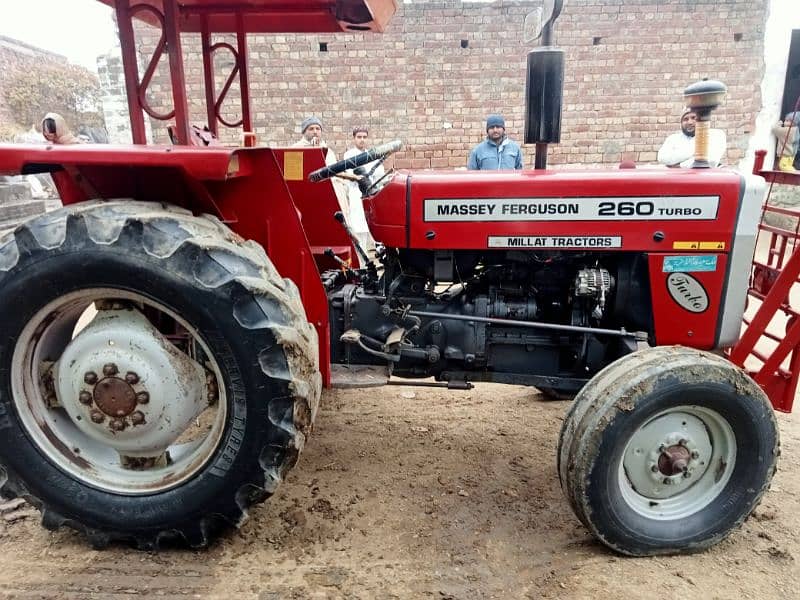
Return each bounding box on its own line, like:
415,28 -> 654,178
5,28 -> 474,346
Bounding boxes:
325,248 -> 649,391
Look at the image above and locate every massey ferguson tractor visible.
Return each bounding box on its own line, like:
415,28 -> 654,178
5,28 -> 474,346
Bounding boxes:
0,0 -> 795,557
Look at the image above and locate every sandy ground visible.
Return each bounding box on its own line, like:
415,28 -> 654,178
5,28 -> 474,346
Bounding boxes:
0,382 -> 797,599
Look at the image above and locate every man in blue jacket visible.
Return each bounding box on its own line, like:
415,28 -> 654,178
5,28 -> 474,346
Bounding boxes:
467,114 -> 524,170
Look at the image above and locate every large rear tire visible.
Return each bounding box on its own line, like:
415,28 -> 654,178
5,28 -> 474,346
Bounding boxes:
558,346 -> 779,556
0,201 -> 321,548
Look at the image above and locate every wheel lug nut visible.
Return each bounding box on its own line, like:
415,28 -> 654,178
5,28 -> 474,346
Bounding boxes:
691,451 -> 699,459
136,391 -> 150,404
679,439 -> 688,447
650,465 -> 659,473
84,371 -> 98,385
125,371 -> 140,385
109,418 -> 126,431
658,444 -> 666,453
90,410 -> 105,424
130,411 -> 145,425
683,471 -> 692,479
103,363 -> 119,377
78,391 -> 93,405
662,477 -> 670,485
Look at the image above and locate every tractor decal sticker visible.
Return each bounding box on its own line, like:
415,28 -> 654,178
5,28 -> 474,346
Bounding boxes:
673,241 -> 726,250
662,255 -> 718,273
283,152 -> 304,181
666,272 -> 709,313
487,235 -> 622,249
423,196 -> 719,222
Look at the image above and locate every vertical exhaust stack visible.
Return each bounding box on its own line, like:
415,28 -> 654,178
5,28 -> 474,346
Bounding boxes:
525,49 -> 565,169
683,79 -> 727,168
524,0 -> 564,169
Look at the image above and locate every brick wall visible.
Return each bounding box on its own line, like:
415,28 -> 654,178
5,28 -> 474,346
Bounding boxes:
134,0 -> 766,168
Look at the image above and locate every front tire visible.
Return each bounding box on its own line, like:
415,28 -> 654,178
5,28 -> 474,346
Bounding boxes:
558,346 -> 779,556
0,201 -> 321,548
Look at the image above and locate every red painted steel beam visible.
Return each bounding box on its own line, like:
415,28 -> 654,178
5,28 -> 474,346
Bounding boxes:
730,245 -> 800,365
114,0 -> 148,144
163,0 -> 191,145
236,13 -> 252,135
201,16 -> 218,135
98,1 -> 397,33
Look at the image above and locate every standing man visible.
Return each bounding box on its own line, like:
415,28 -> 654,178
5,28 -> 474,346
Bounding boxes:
771,112 -> 799,173
293,115 -> 348,214
657,108 -> 726,168
343,126 -> 383,252
293,116 -> 337,166
467,114 -> 523,170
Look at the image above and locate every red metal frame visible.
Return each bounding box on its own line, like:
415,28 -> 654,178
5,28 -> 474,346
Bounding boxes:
103,0 -> 396,144
727,149 -> 800,412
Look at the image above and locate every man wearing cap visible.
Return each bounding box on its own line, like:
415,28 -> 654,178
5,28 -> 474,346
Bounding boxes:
293,116 -> 337,166
657,108 -> 726,168
467,115 -> 523,170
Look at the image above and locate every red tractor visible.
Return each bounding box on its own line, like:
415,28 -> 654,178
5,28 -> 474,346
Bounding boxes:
0,0 -> 794,556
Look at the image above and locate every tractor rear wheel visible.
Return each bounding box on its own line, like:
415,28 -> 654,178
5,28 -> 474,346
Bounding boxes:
558,346 -> 779,556
0,201 -> 321,548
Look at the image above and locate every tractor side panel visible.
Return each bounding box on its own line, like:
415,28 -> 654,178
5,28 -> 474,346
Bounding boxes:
272,148 -> 359,270
647,253 -> 729,348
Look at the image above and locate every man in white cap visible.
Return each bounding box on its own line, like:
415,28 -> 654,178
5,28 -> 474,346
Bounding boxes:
468,114 -> 523,170
657,108 -> 726,168
293,116 -> 337,166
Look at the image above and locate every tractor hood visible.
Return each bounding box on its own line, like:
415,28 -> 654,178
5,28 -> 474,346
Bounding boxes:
366,168 -> 747,253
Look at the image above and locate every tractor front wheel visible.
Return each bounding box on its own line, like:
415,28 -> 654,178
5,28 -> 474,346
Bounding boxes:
558,346 -> 779,556
0,201 -> 321,548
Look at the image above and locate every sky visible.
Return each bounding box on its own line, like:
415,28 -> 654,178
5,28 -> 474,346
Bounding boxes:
0,0 -> 117,73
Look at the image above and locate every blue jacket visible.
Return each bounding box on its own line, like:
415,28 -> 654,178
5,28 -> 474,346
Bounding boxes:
467,137 -> 523,170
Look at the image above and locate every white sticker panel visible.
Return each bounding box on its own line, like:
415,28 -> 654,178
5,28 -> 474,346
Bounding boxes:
424,196 -> 719,222
488,236 -> 622,249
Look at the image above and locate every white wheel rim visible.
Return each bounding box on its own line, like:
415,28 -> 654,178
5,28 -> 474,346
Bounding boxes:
12,288 -> 227,495
618,405 -> 737,520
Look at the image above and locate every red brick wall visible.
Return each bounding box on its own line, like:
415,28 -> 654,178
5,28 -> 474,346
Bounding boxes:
138,0 -> 766,168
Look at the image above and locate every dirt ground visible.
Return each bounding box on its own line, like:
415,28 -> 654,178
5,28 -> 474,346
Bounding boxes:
0,383 -> 798,599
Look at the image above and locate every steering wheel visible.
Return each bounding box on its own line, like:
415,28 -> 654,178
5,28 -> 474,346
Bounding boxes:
308,140 -> 403,183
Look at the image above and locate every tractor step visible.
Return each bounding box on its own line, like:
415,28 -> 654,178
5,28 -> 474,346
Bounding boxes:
330,364 -> 390,388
